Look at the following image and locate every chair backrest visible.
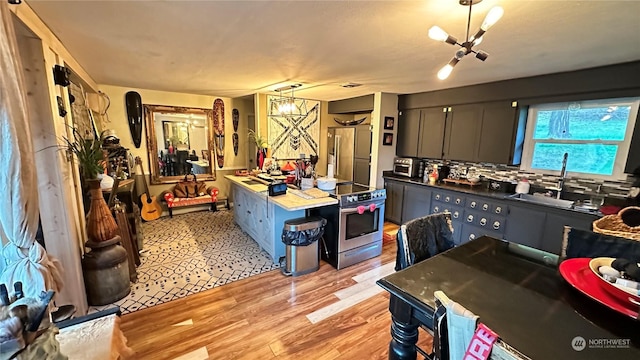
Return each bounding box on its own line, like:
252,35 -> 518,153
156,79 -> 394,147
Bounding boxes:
395,212 -> 455,271
561,226 -> 640,262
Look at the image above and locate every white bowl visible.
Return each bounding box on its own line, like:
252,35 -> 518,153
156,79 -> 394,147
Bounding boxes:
316,177 -> 336,191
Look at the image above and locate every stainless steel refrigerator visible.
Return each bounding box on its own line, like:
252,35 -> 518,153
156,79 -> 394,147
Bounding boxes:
327,125 -> 372,185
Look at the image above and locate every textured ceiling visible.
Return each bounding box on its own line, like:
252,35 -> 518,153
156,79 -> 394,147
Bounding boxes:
26,0 -> 640,101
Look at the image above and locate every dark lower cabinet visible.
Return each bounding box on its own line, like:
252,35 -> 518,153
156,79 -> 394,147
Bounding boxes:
504,205 -> 546,249
385,180 -> 405,224
401,185 -> 432,224
541,210 -> 598,254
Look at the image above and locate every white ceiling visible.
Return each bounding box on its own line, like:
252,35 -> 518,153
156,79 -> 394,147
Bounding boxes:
26,0 -> 640,101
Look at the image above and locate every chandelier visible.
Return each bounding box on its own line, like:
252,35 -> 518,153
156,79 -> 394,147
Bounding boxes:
273,84 -> 303,118
428,0 -> 504,80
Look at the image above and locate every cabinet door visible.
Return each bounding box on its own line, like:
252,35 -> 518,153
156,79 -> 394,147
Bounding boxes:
401,185 -> 432,224
541,211 -> 598,255
505,205 -> 546,249
444,104 -> 482,161
477,102 -> 518,164
418,107 -> 447,159
353,158 -> 370,186
384,181 -> 405,224
354,125 -> 372,159
397,109 -> 421,157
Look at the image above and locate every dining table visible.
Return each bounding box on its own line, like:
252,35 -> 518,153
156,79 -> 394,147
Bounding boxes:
377,236 -> 640,360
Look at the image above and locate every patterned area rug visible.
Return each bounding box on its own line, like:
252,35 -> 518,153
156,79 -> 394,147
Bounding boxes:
90,210 -> 280,314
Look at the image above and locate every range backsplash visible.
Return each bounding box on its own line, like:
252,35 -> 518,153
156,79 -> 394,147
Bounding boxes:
421,159 -> 636,199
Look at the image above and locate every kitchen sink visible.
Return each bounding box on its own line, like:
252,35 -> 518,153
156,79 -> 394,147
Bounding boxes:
242,180 -> 264,186
508,193 -> 574,209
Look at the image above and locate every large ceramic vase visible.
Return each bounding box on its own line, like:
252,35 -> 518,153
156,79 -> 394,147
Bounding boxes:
257,148 -> 267,170
82,179 -> 131,305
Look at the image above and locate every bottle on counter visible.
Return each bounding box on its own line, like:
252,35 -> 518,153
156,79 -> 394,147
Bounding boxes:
429,164 -> 439,185
515,177 -> 530,194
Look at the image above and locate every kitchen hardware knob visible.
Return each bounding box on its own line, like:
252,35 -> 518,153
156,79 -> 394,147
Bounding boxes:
435,194 -> 441,200
469,234 -> 476,241
480,218 -> 487,226
445,196 -> 451,202
493,221 -> 501,230
434,206 -> 440,213
470,201 -> 477,208
467,215 -> 474,222
495,207 -> 502,214
453,211 -> 459,219
482,204 -> 489,211
455,198 -> 461,204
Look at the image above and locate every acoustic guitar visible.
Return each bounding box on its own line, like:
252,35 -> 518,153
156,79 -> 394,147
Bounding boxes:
135,156 -> 162,221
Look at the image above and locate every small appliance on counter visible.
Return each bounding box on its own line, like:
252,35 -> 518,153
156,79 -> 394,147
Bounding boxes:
268,181 -> 288,196
393,157 -> 419,178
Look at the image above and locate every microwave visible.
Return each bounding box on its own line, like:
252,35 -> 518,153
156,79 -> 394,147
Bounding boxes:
393,158 -> 419,178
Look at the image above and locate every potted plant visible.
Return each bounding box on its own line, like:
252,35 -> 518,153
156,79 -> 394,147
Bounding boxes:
248,129 -> 268,170
63,128 -> 118,243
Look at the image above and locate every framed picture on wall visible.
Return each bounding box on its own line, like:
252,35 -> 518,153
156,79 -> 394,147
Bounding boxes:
384,116 -> 395,130
383,133 -> 393,146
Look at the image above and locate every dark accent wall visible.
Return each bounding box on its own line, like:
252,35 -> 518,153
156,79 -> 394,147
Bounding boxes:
328,94 -> 374,114
398,61 -> 640,109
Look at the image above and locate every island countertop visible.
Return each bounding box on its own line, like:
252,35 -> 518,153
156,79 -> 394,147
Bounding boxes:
225,175 -> 338,211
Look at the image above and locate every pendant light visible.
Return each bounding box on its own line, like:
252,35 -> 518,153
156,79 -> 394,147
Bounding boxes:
429,0 -> 504,80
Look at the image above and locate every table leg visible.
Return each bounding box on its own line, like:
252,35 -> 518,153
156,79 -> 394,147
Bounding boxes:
388,295 -> 419,360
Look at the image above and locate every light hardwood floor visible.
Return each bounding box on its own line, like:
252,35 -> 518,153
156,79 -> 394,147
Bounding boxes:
120,224 -> 432,359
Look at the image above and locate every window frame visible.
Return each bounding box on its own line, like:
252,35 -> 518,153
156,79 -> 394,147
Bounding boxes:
520,97 -> 640,181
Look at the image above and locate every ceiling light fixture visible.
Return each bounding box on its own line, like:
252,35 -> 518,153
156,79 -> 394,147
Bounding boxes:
273,84 -> 303,117
429,0 -> 504,80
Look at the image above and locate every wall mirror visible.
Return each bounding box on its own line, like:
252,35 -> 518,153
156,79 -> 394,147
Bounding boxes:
144,104 -> 215,184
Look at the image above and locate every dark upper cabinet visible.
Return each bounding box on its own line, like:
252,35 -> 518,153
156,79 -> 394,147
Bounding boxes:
444,104 -> 482,162
477,101 -> 520,164
625,111 -> 640,174
418,107 -> 447,159
397,109 -> 421,158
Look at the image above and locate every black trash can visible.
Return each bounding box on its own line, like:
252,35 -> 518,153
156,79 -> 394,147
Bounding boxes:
280,216 -> 327,276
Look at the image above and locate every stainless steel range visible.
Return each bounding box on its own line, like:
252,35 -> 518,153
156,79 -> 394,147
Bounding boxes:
311,184 -> 386,269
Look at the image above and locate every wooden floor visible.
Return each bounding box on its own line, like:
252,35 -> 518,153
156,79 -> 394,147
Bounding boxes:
120,224 -> 431,359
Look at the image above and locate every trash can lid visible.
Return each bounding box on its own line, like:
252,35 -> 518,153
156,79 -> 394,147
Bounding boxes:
283,216 -> 327,232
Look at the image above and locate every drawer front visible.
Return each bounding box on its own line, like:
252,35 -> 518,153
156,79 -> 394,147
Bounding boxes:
432,201 -> 463,222
460,224 -> 504,244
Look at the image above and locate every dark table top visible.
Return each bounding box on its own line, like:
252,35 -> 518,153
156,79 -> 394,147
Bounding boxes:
377,236 -> 640,359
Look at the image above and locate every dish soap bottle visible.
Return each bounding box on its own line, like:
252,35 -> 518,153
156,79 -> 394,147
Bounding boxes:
515,177 -> 530,194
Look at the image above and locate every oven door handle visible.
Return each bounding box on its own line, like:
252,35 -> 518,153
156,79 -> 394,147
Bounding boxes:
340,202 -> 385,214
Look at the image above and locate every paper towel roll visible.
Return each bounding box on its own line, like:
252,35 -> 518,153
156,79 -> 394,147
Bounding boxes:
327,164 -> 334,179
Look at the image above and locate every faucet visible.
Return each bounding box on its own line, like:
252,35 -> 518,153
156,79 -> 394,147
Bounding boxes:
557,152 -> 568,199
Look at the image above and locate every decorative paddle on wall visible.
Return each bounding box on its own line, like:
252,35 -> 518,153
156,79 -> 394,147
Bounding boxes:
213,99 -> 225,168
125,91 -> 143,148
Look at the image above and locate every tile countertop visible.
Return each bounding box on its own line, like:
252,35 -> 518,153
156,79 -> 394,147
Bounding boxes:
225,175 -> 338,211
382,173 -> 602,216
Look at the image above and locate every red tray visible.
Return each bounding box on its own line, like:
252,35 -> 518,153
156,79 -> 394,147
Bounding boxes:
559,258 -> 639,320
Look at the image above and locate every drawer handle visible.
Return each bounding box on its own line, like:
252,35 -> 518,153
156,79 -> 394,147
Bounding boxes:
469,234 -> 476,241
434,206 -> 440,213
453,211 -> 459,219
445,196 -> 451,202
455,198 -> 461,204
467,215 -> 474,222
435,194 -> 441,200
480,218 -> 487,226
470,201 -> 477,208
247,210 -> 251,214
495,207 -> 502,214
482,204 -> 489,211
493,221 -> 501,230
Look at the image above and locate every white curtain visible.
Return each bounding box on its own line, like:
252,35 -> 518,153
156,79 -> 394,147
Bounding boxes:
0,1 -> 63,298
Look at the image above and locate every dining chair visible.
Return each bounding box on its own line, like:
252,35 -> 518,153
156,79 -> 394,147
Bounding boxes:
395,212 -> 455,271
561,226 -> 640,262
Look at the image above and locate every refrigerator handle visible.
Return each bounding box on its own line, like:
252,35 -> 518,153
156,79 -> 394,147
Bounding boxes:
335,135 -> 340,176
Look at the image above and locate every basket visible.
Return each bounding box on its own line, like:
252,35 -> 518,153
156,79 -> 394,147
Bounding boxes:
592,206 -> 640,241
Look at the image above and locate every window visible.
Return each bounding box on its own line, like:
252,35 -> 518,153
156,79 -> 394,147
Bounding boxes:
521,98 -> 639,180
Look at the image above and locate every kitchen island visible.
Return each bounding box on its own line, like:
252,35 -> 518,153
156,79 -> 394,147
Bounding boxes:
225,175 -> 338,264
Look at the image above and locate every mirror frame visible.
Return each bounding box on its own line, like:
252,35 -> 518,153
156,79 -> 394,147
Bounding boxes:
144,104 -> 216,184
